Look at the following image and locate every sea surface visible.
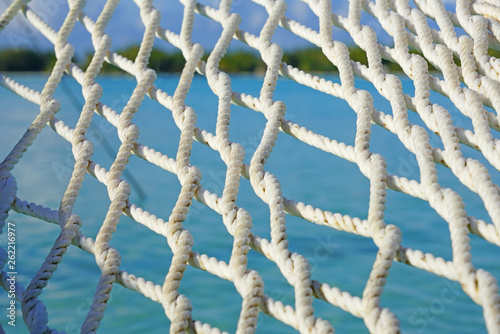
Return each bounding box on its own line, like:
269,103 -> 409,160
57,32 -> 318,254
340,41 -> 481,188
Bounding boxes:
1,73 -> 499,333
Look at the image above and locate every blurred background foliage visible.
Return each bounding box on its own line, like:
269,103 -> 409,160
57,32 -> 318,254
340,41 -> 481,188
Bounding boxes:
1,44 -> 492,74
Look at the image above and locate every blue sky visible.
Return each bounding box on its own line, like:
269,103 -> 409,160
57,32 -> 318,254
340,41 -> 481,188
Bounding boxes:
0,0 -> 455,58
0,0 -> 355,57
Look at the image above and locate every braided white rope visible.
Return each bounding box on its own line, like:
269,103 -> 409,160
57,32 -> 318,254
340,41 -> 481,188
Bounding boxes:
0,0 -> 499,333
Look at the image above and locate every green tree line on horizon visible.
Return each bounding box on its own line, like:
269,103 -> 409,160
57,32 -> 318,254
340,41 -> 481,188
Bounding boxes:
1,45 -> 497,74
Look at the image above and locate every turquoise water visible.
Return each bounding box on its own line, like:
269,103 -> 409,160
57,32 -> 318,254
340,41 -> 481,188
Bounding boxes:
1,73 -> 499,333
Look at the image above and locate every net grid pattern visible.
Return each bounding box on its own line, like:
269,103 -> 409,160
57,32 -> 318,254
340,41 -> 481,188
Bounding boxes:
0,0 -> 500,333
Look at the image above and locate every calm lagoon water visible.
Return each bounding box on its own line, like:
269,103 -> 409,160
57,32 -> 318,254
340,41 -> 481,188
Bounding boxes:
1,73 -> 499,333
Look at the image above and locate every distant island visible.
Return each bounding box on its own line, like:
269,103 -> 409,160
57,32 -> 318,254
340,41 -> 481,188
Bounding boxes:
1,45 -> 494,74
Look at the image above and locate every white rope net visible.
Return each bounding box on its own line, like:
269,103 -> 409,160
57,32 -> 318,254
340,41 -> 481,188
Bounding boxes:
1,0 -> 500,333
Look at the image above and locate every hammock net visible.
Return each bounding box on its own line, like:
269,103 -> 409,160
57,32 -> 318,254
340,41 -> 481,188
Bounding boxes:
1,0 -> 500,333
